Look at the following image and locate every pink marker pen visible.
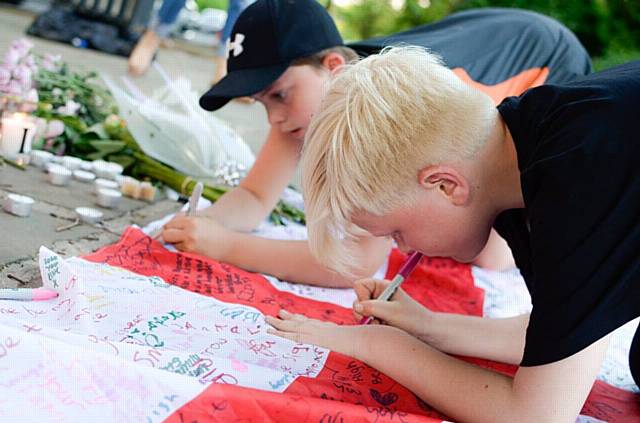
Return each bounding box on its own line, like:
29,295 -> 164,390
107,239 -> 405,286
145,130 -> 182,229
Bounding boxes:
0,288 -> 59,301
360,251 -> 423,325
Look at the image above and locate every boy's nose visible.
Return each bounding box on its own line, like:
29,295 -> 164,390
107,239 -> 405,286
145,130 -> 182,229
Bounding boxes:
267,108 -> 286,126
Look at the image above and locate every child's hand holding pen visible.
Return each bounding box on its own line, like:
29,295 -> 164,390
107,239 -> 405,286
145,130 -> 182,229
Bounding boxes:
352,278 -> 434,340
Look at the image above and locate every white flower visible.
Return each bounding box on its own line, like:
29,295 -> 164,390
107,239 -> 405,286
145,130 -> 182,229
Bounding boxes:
25,88 -> 38,103
57,100 -> 81,116
52,88 -> 62,96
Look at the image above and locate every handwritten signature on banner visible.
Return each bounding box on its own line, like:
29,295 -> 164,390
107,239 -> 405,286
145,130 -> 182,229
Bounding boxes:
0,245 -> 333,422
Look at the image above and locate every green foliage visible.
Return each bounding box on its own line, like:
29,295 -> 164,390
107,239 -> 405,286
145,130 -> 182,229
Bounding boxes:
333,0 -> 640,68
194,0 -> 228,11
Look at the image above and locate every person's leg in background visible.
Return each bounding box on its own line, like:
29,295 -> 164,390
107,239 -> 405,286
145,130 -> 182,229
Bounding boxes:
128,0 -> 187,75
211,0 -> 256,85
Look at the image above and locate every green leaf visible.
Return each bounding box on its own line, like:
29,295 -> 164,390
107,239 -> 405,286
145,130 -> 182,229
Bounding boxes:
88,140 -> 126,155
64,126 -> 81,144
105,154 -> 136,170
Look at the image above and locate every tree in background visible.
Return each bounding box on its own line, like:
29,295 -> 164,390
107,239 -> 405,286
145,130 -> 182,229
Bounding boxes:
332,0 -> 640,70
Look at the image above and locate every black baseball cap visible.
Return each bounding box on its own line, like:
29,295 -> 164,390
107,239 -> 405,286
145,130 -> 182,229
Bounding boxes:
199,0 -> 344,111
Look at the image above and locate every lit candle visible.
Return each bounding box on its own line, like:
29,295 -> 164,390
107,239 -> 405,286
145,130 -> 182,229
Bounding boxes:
1,113 -> 36,160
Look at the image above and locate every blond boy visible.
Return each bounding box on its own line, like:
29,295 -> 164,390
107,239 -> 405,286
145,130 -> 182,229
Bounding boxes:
161,0 -> 590,287
268,47 -> 640,421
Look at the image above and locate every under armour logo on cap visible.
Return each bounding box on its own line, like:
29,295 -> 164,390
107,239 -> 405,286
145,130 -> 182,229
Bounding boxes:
227,33 -> 245,58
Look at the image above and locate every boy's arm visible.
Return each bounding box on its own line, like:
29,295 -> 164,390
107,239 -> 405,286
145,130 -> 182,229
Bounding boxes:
267,311 -> 610,423
200,127 -> 301,232
359,327 -> 609,423
353,279 -> 529,365
223,234 -> 391,287
472,229 -> 515,270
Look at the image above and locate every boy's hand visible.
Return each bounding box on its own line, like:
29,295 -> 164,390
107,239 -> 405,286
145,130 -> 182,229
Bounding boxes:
266,309 -> 388,359
162,215 -> 236,261
353,278 -> 433,339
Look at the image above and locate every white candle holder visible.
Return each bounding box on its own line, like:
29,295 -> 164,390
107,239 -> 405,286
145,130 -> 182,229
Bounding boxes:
62,156 -> 83,171
96,188 -> 122,209
1,113 -> 36,159
3,193 -> 34,217
94,178 -> 119,194
47,165 -> 72,186
30,150 -> 53,168
73,170 -> 96,183
92,160 -> 124,180
75,207 -> 103,224
80,160 -> 93,171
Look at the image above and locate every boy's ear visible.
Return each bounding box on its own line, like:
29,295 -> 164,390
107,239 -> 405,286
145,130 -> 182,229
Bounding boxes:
322,52 -> 346,73
417,165 -> 470,206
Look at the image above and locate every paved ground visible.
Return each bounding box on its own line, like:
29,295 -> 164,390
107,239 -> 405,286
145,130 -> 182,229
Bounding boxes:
0,6 -> 274,288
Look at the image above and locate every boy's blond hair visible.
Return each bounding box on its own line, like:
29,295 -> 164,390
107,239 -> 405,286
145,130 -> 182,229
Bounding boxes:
301,46 -> 497,275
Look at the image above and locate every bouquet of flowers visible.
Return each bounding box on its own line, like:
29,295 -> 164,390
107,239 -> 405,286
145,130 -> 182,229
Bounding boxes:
0,39 -> 305,225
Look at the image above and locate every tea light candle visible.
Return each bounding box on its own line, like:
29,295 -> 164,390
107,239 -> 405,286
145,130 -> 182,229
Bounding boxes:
47,165 -> 72,186
96,188 -> 122,209
73,170 -> 96,183
62,156 -> 83,171
94,178 -> 119,194
75,207 -> 103,224
1,113 -> 36,159
3,193 -> 34,217
30,150 -> 53,168
92,160 -> 124,180
80,160 -> 93,171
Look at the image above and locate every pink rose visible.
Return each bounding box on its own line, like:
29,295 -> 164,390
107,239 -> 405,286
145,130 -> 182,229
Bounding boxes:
4,48 -> 21,66
0,67 -> 10,85
10,39 -> 33,58
23,55 -> 37,73
7,80 -> 23,95
12,65 -> 32,91
45,120 -> 65,138
42,53 -> 61,72
12,64 -> 32,82
34,117 -> 48,139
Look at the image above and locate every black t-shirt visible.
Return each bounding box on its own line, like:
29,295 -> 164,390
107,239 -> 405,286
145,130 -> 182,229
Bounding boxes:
494,61 -> 640,367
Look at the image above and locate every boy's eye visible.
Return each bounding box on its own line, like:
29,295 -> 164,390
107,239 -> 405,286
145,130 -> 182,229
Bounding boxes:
271,90 -> 286,101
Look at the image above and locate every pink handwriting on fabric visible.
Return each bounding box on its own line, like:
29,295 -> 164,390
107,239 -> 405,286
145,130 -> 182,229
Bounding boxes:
0,336 -> 20,359
231,359 -> 249,373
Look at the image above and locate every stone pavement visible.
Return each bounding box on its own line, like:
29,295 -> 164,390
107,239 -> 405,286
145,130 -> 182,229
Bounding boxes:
0,6 -> 276,288
0,162 -> 183,288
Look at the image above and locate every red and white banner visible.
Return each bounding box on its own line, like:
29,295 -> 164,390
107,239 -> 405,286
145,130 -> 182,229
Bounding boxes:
81,228 -> 639,423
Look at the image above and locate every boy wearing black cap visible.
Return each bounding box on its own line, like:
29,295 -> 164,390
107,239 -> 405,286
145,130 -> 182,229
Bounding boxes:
160,0 -> 591,287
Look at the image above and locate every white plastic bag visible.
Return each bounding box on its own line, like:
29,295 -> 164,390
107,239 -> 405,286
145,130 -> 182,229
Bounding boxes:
101,66 -> 254,184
